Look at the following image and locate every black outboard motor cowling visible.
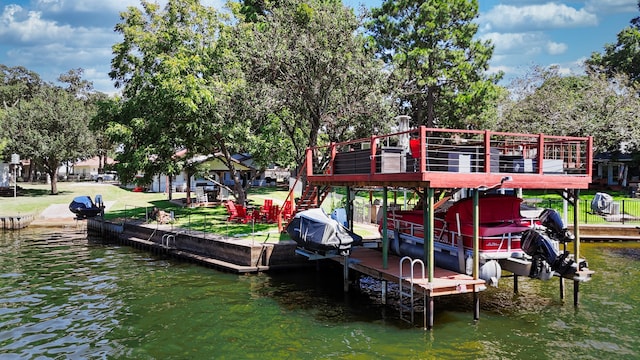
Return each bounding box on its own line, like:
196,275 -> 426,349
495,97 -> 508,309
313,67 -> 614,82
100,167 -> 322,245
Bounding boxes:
521,229 -> 577,279
539,208 -> 574,243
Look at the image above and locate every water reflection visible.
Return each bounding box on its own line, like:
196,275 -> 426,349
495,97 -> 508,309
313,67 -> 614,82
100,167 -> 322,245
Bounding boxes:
1,228 -> 639,359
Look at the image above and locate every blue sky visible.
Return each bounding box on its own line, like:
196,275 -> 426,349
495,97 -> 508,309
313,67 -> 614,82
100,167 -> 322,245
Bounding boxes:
0,0 -> 637,94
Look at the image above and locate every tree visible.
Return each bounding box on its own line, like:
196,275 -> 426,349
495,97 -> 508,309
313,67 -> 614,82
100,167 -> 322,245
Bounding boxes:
3,84 -> 96,194
497,66 -> 640,154
587,1 -> 640,85
0,65 -> 43,109
110,0 -> 247,203
367,0 -> 502,129
1,65 -> 44,174
237,0 -> 391,167
91,94 -> 122,175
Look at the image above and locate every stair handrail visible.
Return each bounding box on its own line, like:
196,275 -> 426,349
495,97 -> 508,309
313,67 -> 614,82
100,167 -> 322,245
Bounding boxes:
278,157 -> 307,232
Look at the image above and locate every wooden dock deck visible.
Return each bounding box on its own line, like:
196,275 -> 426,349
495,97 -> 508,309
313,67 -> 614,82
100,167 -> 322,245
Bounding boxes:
335,247 -> 486,297
330,247 -> 486,329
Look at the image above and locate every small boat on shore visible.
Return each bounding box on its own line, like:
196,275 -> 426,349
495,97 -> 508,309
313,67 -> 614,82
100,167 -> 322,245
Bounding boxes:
287,208 -> 363,255
69,195 -> 103,219
381,194 -> 588,285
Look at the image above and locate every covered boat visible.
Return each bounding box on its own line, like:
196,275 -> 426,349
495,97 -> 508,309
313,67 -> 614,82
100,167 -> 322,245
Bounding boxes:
69,195 -> 102,219
382,194 -> 585,285
287,208 -> 363,254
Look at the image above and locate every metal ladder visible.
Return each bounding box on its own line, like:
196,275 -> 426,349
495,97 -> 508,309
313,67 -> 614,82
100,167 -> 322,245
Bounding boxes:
399,256 -> 426,326
161,233 -> 176,250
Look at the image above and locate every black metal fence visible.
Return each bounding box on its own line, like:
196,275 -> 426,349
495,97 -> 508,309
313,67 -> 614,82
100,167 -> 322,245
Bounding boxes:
533,198 -> 640,225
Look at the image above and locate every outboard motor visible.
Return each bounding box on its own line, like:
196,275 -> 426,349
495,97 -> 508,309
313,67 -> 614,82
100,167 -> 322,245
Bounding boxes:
539,208 -> 574,243
521,229 -> 577,279
591,192 -> 614,214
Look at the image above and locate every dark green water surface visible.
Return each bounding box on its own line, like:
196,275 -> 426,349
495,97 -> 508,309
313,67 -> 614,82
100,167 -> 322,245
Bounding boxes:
1,228 -> 639,359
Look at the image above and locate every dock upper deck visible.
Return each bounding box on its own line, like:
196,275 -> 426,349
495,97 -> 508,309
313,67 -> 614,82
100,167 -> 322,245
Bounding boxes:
306,126 -> 593,190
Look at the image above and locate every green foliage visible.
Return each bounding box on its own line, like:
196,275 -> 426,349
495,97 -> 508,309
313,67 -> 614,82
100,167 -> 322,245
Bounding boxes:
0,64 -> 43,109
498,66 -> 640,153
367,0 -> 502,129
3,85 -> 96,194
239,0 -> 392,166
587,2 -> 640,85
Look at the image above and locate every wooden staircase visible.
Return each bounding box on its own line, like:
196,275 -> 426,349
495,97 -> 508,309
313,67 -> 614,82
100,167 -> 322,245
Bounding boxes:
277,160 -> 332,232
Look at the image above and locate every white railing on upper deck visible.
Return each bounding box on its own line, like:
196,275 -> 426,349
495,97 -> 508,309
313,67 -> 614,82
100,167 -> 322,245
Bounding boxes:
306,126 -> 593,178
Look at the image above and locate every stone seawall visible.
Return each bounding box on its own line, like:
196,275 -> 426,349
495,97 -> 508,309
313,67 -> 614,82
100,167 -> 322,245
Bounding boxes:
0,214 -> 35,230
87,218 -> 310,273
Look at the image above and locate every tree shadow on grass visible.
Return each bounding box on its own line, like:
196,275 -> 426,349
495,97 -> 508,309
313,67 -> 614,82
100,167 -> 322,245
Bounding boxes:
19,187 -> 74,197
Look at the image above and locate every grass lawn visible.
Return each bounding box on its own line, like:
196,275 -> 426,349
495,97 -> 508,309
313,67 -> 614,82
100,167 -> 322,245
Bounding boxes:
3,182 -> 636,241
0,182 -> 168,216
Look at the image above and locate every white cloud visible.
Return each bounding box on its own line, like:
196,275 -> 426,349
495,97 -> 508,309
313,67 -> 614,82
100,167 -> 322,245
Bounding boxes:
481,32 -> 545,56
0,5 -> 74,44
546,41 -> 568,55
480,3 -> 598,32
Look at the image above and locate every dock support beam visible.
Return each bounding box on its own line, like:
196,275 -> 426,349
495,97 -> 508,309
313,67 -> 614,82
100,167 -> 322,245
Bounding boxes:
473,190 -> 480,321
473,287 -> 480,321
423,187 -> 435,282
382,187 -> 388,269
343,253 -> 349,293
381,280 -> 387,304
426,293 -> 434,330
573,189 -> 581,307
346,186 -> 352,231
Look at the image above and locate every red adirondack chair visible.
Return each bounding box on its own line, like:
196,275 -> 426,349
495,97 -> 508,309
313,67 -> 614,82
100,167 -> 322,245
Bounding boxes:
259,199 -> 273,221
235,204 -> 253,223
224,200 -> 253,223
281,200 -> 293,221
266,204 -> 279,223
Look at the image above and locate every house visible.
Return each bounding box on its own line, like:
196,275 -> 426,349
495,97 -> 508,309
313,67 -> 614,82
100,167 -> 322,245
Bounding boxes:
59,156 -> 116,180
592,152 -> 637,189
148,152 -> 254,196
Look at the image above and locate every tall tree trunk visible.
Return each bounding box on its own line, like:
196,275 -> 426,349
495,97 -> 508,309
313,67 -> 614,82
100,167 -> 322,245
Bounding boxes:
99,154 -> 104,173
48,169 -> 58,195
426,86 -> 435,128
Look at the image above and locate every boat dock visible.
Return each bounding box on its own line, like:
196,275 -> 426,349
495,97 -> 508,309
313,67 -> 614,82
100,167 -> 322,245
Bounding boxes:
296,124 -> 595,329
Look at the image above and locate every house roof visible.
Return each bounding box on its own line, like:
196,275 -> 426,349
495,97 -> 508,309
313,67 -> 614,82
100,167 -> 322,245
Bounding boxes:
174,149 -> 253,171
594,152 -> 633,163
74,156 -> 116,167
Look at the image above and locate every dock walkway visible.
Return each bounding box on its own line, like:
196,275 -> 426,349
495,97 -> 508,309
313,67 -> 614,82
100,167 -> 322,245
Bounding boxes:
336,247 -> 485,297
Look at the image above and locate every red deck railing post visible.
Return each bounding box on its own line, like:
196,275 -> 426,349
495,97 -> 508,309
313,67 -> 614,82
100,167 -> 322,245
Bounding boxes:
329,143 -> 337,175
370,136 -> 377,175
420,126 -> 427,173
306,147 -> 313,177
537,134 -> 545,174
586,136 -> 593,177
484,130 -> 491,173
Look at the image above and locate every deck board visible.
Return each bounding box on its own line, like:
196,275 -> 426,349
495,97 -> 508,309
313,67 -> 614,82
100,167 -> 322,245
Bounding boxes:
335,247 -> 486,297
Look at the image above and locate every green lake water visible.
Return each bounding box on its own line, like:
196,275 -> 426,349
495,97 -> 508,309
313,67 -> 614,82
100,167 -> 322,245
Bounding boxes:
1,227 -> 639,359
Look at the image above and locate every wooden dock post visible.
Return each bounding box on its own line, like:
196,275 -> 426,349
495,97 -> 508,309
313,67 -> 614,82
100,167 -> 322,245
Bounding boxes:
381,280 -> 387,304
343,253 -> 350,293
382,187 -> 388,269
573,189 -> 581,307
426,293 -> 434,330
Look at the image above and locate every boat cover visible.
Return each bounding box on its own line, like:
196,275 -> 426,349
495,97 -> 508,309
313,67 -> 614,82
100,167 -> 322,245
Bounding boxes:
444,195 -> 532,236
70,196 -> 94,210
287,208 -> 363,253
69,196 -> 101,218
